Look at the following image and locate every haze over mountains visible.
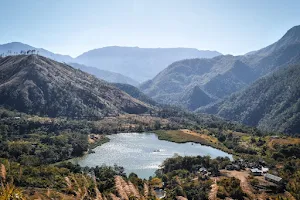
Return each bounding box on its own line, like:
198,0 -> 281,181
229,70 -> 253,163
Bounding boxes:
0,42 -> 221,83
1,25 -> 300,134
0,42 -> 73,62
75,47 -> 221,82
0,55 -> 151,118
140,25 -> 300,112
68,62 -> 139,86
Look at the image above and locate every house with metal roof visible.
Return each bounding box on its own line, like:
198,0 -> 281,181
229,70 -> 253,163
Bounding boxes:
261,167 -> 269,173
250,168 -> 263,176
264,173 -> 283,184
199,167 -> 208,174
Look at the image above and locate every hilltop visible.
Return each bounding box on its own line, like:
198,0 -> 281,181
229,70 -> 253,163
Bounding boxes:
140,26 -> 300,111
200,63 -> 300,134
0,42 -> 73,62
0,55 -> 151,118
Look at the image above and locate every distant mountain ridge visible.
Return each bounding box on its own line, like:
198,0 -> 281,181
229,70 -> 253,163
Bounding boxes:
0,42 -> 73,62
75,46 -> 221,81
112,83 -> 157,106
68,63 -> 139,86
140,25 -> 300,111
0,42 -> 221,84
0,55 -> 151,118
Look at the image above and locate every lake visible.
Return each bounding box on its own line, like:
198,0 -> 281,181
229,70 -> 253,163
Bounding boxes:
73,132 -> 233,179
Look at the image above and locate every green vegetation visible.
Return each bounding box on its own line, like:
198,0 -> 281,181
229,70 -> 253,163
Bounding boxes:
0,55 -> 150,119
0,95 -> 299,199
155,155 -> 231,200
152,125 -> 300,199
141,26 -> 300,129
1,26 -> 300,199
0,117 -> 89,165
88,135 -> 110,150
217,177 -> 245,200
154,130 -> 210,144
202,63 -> 300,135
113,83 -> 158,106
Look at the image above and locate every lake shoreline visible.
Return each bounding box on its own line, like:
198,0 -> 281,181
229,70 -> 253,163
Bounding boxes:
72,132 -> 233,179
153,129 -> 237,157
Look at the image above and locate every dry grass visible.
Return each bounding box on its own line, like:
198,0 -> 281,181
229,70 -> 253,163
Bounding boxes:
0,164 -> 6,182
115,176 -> 129,200
155,129 -> 218,146
267,137 -> 300,149
94,114 -> 170,130
128,181 -> 141,199
208,178 -> 218,200
114,176 -> 147,200
181,129 -> 218,143
176,196 -> 188,200
220,169 -> 262,200
0,164 -> 26,200
143,182 -> 149,197
109,193 -> 121,200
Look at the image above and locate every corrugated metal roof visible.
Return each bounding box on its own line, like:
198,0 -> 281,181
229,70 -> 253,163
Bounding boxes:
250,168 -> 262,173
264,173 -> 282,182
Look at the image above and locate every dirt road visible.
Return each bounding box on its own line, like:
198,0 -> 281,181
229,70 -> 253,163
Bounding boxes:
220,170 -> 259,199
208,178 -> 218,200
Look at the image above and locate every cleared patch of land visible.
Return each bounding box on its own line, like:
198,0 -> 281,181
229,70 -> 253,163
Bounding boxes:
88,134 -> 110,149
267,137 -> 300,149
155,129 -> 217,144
208,178 -> 218,200
154,129 -> 231,154
220,169 -> 255,199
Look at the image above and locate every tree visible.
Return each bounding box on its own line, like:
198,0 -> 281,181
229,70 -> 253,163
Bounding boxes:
154,120 -> 161,130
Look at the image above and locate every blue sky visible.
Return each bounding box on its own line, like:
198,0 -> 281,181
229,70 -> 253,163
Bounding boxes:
0,0 -> 299,57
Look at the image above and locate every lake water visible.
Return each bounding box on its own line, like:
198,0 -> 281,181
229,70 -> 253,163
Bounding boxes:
73,133 -> 233,179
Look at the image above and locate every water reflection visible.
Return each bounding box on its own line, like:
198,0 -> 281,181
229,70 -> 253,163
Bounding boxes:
73,133 -> 232,179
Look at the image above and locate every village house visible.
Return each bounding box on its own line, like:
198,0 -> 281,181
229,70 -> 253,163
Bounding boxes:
250,168 -> 263,176
261,167 -> 269,173
264,173 -> 283,185
250,166 -> 269,176
225,164 -> 240,171
199,167 -> 207,174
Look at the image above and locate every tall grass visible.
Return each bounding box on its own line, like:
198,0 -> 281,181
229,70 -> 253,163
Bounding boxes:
0,164 -> 25,200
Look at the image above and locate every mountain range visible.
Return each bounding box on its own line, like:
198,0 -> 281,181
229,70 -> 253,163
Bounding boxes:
68,63 -> 139,86
0,43 -> 221,83
140,25 -> 300,112
1,25 -> 300,134
200,63 -> 300,134
75,47 -> 221,82
0,42 -> 73,62
0,55 -> 151,118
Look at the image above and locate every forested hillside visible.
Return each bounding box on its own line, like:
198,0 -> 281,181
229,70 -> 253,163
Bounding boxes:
200,63 -> 300,134
0,55 -> 151,118
112,83 -> 157,106
141,26 -> 300,112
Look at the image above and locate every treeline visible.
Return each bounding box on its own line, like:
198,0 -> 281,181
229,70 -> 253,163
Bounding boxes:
154,155 -> 233,200
156,105 -> 265,136
0,117 -> 90,166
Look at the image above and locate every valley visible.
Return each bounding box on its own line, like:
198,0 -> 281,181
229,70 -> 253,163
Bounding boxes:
0,18 -> 300,199
140,25 -> 300,129
0,104 -> 299,199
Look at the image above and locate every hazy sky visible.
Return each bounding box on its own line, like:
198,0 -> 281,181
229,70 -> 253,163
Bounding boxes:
0,0 -> 299,57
